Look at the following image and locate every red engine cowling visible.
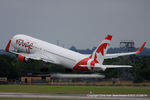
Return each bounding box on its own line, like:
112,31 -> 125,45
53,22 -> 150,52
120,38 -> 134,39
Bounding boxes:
17,55 -> 32,63
18,54 -> 25,62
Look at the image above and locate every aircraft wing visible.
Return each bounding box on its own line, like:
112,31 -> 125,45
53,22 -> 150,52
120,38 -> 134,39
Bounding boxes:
8,51 -> 59,64
104,42 -> 146,59
105,52 -> 136,59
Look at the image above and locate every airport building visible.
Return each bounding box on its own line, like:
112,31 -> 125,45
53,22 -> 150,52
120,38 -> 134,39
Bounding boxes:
0,77 -> 7,84
21,74 -> 104,84
21,74 -> 51,84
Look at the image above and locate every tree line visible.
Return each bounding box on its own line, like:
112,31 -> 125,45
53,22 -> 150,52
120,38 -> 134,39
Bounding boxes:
0,54 -> 150,83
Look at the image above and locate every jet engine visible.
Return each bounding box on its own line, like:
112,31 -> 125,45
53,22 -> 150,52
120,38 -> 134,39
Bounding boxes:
17,54 -> 32,63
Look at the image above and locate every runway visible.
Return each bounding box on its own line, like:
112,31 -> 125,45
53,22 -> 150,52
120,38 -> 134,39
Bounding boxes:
0,92 -> 149,100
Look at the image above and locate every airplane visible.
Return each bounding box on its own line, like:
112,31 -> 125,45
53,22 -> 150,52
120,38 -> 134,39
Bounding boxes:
5,34 -> 146,72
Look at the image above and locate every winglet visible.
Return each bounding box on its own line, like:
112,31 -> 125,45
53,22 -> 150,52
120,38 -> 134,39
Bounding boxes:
136,42 -> 146,54
5,40 -> 11,52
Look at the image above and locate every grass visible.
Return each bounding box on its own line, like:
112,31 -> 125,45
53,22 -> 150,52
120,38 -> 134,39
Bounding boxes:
0,85 -> 150,94
0,98 -> 98,100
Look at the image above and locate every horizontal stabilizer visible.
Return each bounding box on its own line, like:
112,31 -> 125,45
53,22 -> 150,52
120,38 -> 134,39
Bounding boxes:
104,65 -> 132,68
79,65 -> 91,67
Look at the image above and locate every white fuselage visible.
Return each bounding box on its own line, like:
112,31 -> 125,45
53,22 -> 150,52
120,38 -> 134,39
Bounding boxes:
11,34 -> 86,69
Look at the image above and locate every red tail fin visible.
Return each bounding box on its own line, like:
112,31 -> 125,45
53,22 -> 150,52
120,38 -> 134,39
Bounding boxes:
90,35 -> 112,65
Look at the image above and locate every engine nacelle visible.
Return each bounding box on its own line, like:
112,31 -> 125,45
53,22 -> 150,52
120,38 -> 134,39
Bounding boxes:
17,54 -> 32,63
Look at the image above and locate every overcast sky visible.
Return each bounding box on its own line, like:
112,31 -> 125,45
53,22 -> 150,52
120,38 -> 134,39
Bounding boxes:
0,0 -> 149,49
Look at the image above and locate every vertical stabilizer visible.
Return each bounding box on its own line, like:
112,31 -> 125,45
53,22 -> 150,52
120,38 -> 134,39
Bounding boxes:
89,35 -> 112,66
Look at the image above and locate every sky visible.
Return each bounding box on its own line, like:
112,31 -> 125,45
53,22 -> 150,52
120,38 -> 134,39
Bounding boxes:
0,0 -> 149,49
